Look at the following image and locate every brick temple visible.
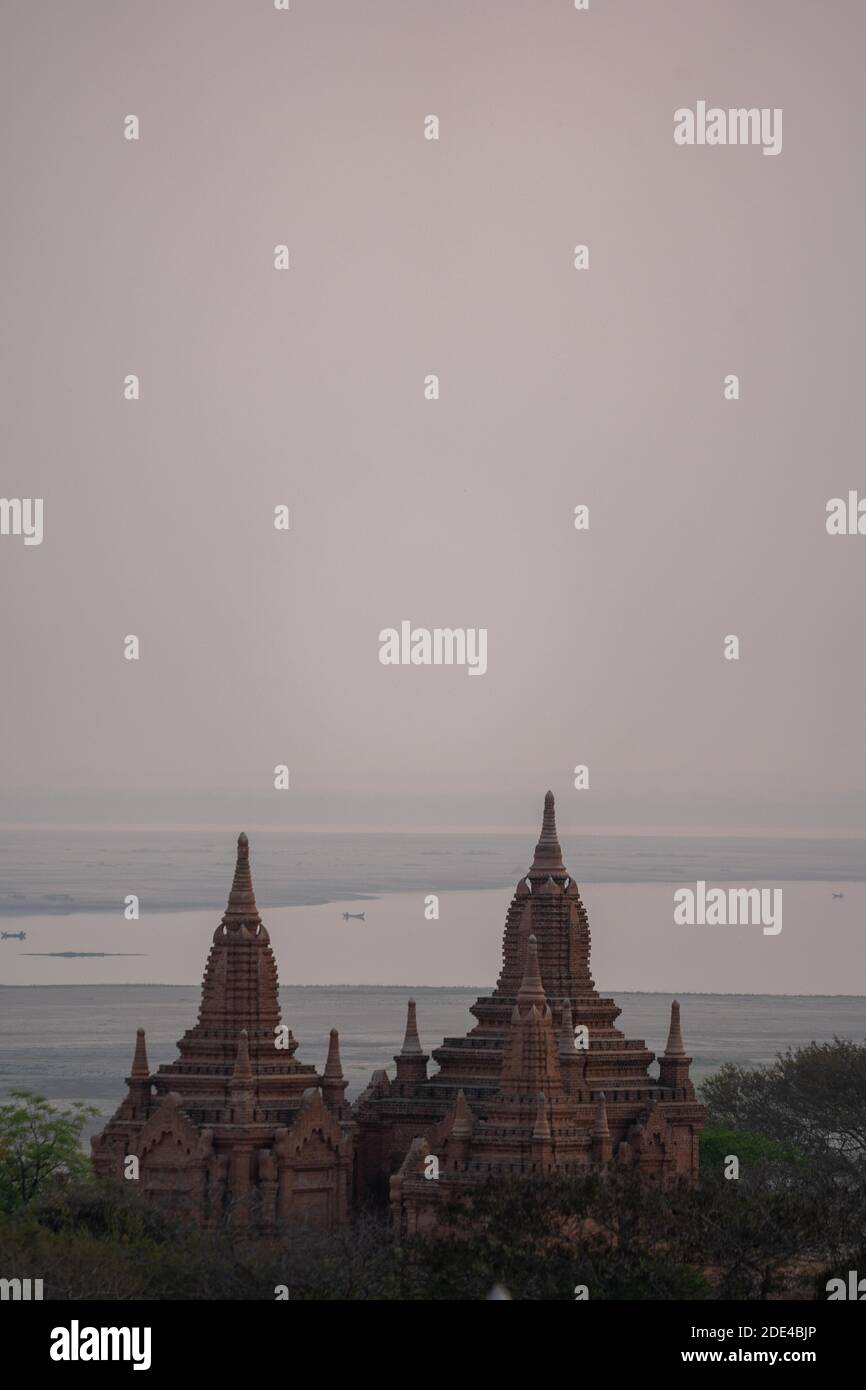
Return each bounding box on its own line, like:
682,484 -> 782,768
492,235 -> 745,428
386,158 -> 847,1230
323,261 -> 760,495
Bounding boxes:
92,794 -> 703,1233
355,792 -> 704,1231
91,832 -> 355,1232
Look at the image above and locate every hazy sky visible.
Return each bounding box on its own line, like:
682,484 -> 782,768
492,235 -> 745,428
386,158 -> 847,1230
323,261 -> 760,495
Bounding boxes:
3,1 -> 866,834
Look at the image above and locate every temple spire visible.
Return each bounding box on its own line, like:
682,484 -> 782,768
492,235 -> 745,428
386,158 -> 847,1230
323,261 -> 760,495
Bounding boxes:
221,831 -> 262,932
498,933 -> 566,1109
394,999 -> 429,1087
516,934 -> 547,1012
532,1092 -> 551,1141
658,999 -> 694,1095
232,1028 -> 253,1082
324,1027 -> 344,1078
558,998 -> 574,1057
322,1027 -> 348,1114
124,1026 -> 152,1115
592,1091 -> 612,1162
131,1027 -> 149,1078
529,790 -> 566,879
593,1091 -> 610,1137
664,1000 -> 686,1057
227,1028 -> 254,1122
452,1088 -> 473,1138
400,999 -> 423,1055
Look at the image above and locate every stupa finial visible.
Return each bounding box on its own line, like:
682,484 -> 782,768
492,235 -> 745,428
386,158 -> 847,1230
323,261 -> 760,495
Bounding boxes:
529,790 -> 566,878
221,831 -> 262,931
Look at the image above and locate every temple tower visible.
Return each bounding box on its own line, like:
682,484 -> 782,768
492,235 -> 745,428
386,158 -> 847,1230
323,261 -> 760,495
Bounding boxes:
92,832 -> 355,1231
356,792 -> 705,1209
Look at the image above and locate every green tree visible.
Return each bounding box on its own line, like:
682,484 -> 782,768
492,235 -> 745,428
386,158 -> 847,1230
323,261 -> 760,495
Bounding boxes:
0,1090 -> 97,1213
701,1038 -> 866,1175
699,1125 -> 802,1171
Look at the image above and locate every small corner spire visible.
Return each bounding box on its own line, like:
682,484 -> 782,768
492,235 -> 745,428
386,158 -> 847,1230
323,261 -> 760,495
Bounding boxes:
532,1091 -> 551,1140
400,998 -> 423,1055
324,1027 -> 344,1079
593,1091 -> 610,1137
558,998 -> 574,1056
131,1027 -> 149,1077
232,1027 -> 253,1081
664,999 -> 686,1057
517,934 -> 547,1010
452,1088 -> 473,1137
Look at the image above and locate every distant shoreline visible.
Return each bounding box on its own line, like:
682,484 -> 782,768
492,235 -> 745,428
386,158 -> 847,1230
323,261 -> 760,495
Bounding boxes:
3,828 -> 866,920
1,983 -> 864,1000
3,874 -> 866,917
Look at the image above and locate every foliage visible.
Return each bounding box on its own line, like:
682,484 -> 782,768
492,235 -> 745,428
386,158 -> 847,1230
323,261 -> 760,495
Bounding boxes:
699,1124 -> 803,1171
386,1169 -> 710,1301
701,1039 -> 866,1175
4,1158 -> 861,1301
0,1091 -> 97,1214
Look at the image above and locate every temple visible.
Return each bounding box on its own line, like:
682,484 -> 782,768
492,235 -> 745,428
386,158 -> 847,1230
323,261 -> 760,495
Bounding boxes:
91,832 -> 354,1232
354,792 -> 704,1230
92,795 -> 703,1234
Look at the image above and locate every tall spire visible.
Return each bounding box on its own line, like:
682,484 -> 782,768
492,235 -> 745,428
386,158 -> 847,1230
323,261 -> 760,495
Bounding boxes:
529,790 -> 566,879
221,831 -> 262,932
400,999 -> 423,1055
192,831 -> 281,1037
664,1000 -> 686,1056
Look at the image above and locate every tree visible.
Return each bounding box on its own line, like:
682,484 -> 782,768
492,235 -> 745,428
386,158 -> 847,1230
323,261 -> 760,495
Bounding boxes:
701,1038 -> 866,1175
668,1162 -> 861,1300
700,1125 -> 802,1171
0,1090 -> 97,1212
389,1171 -> 709,1301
